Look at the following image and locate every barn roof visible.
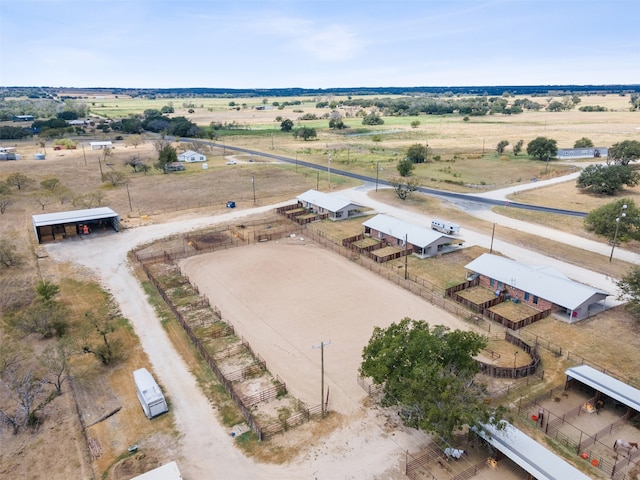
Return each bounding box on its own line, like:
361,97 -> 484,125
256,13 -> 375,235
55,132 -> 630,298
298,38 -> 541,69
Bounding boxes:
477,421 -> 592,480
178,150 -> 200,158
465,253 -> 609,311
565,365 -> 640,412
297,189 -> 362,213
363,214 -> 454,248
131,461 -> 182,480
32,207 -> 119,227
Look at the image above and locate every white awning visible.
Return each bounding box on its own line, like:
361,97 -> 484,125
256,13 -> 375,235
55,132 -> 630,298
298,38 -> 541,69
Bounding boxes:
477,421 -> 592,480
32,207 -> 119,227
566,365 -> 640,412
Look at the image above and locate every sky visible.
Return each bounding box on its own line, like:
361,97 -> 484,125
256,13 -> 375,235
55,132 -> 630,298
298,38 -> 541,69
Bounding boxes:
1,0 -> 638,89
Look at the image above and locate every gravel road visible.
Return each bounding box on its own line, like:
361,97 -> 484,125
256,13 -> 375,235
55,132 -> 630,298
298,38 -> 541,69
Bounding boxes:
43,172 -> 630,478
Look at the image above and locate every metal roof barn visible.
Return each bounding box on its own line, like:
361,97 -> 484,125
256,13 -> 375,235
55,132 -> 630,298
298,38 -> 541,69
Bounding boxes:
477,421 -> 592,480
131,461 -> 182,480
565,365 -> 640,413
32,207 -> 120,243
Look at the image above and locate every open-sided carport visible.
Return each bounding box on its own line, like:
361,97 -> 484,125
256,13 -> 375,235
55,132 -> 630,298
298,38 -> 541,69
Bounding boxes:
565,365 -> 640,415
32,207 -> 120,243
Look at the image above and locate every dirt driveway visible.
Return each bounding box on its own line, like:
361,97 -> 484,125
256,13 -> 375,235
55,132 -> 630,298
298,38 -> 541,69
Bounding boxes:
43,181 -> 626,479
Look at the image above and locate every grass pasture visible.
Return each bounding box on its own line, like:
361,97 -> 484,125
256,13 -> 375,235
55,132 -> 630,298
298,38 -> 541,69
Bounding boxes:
1,91 -> 640,479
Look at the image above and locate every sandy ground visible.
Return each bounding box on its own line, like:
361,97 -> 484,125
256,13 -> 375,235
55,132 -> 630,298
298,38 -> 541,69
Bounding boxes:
179,241 -> 472,416
42,172 -> 632,479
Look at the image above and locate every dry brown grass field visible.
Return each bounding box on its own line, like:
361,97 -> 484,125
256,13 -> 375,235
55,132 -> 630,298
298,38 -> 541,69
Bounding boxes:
1,92 -> 639,479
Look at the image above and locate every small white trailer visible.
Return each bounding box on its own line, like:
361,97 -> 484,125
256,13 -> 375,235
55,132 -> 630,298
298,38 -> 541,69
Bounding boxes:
431,219 -> 460,235
133,368 -> 168,419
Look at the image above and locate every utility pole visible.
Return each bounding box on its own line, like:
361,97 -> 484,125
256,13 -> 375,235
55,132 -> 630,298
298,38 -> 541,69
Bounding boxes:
251,174 -> 256,204
316,170 -> 319,190
490,223 -> 496,253
328,154 -> 331,190
312,340 -> 331,417
82,144 -> 87,165
404,233 -> 409,280
609,204 -> 627,262
126,182 -> 132,211
375,161 -> 380,192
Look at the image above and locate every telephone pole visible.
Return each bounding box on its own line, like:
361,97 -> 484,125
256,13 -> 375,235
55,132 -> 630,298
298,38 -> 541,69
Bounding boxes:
312,340 -> 331,417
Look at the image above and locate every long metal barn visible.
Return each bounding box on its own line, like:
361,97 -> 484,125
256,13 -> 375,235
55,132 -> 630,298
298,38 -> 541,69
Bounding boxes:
32,207 -> 120,243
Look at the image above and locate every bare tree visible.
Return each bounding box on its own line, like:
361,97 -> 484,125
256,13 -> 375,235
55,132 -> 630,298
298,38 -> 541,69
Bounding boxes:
390,177 -> 420,201
102,170 -> 127,186
0,347 -> 49,433
0,238 -> 23,267
40,340 -> 74,395
54,186 -> 72,205
34,195 -> 53,211
126,134 -> 143,149
0,196 -> 12,214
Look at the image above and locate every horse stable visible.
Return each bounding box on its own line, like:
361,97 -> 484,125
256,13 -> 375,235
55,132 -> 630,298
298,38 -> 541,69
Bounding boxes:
32,207 -> 120,243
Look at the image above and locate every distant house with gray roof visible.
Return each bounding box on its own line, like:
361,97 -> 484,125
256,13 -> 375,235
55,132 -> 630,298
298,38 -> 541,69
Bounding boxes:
464,253 -> 609,322
296,189 -> 364,220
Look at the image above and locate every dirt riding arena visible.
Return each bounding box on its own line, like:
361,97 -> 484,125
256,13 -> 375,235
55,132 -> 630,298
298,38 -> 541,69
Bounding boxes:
179,238 -> 547,479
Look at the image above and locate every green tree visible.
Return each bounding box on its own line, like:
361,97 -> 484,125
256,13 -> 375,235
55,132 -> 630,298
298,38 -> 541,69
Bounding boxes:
40,178 -> 61,192
617,267 -> 640,319
280,119 -> 294,132
0,182 -> 10,196
584,199 -> 640,241
410,120 -> 421,128
102,170 -> 127,186
547,101 -> 564,112
577,164 -> 640,195
607,140 -> 640,166
85,310 -> 123,366
397,158 -> 415,177
359,318 -> 500,443
155,144 -> 178,172
36,280 -> 60,302
362,113 -> 384,125
406,144 -> 427,163
293,126 -> 317,141
574,137 -> 594,148
496,140 -> 509,154
6,173 -> 35,190
513,140 -> 524,156
526,137 -> 557,160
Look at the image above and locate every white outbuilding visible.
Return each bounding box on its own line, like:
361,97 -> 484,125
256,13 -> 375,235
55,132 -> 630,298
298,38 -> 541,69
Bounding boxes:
177,150 -> 206,163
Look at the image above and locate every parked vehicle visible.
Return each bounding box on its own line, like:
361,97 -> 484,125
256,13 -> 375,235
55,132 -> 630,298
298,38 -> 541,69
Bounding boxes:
133,368 -> 168,419
431,219 -> 460,235
226,201 -> 236,208
225,159 -> 237,165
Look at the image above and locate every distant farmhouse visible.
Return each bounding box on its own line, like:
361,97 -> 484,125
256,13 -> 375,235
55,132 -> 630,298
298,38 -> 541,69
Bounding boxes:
557,147 -> 608,160
178,150 -> 206,163
12,114 -> 34,122
90,141 -> 113,150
